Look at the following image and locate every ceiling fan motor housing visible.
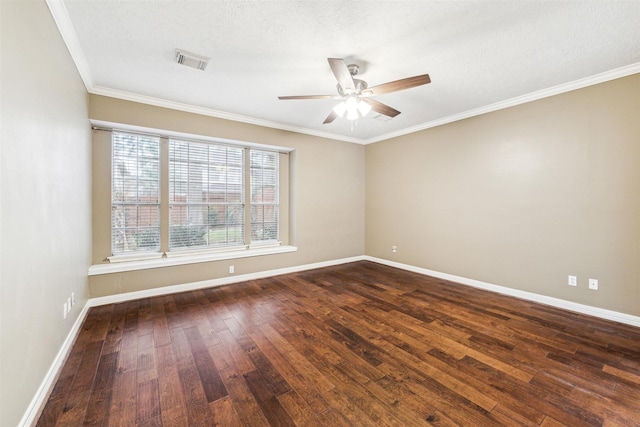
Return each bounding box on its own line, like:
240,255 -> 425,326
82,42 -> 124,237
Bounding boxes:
337,79 -> 368,96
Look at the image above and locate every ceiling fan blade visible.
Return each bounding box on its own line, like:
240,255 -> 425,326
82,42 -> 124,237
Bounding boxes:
278,95 -> 339,100
323,110 -> 338,124
328,58 -> 355,92
362,98 -> 401,118
364,74 -> 431,96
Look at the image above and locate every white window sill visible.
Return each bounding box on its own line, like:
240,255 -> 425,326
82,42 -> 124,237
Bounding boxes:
108,252 -> 164,263
89,245 -> 297,276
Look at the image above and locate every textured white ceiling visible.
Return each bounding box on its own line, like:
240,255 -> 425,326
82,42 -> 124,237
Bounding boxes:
51,0 -> 640,143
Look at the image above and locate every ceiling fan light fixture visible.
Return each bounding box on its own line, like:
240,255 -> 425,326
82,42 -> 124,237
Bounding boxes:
345,96 -> 361,120
345,95 -> 358,109
346,108 -> 360,121
333,101 -> 347,117
357,99 -> 372,116
334,96 -> 371,121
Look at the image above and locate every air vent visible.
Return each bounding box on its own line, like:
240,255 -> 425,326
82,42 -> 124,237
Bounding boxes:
175,49 -> 209,71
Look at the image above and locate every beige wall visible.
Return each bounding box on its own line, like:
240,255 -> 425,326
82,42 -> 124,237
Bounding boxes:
89,96 -> 365,297
366,74 -> 640,316
1,3 -> 636,422
0,1 -> 92,425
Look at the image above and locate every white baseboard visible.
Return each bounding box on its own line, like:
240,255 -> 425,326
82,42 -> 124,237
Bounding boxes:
88,255 -> 367,307
365,256 -> 640,328
89,253 -> 640,327
19,303 -> 91,427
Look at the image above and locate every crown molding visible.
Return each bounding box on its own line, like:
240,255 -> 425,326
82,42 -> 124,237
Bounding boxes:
89,85 -> 365,145
364,63 -> 640,144
45,0 -> 363,145
47,0 -> 639,146
45,0 -> 94,90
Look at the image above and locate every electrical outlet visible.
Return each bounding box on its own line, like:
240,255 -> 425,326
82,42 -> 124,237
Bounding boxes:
63,302 -> 68,319
71,292 -> 76,306
391,245 -> 397,253
229,265 -> 235,274
589,279 -> 598,290
568,275 -> 577,287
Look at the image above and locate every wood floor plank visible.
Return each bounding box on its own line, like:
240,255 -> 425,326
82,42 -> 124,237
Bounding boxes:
276,391 -> 323,426
35,342 -> 87,426
248,325 -> 330,414
115,329 -> 138,375
83,351 -> 118,426
150,297 -> 172,348
161,296 -> 182,331
224,317 -> 292,397
258,323 -> 335,392
107,371 -> 137,427
87,305 -> 116,344
374,375 -> 437,424
136,333 -> 157,385
430,350 -> 545,423
36,261 -> 640,426
176,364 -> 213,425
216,328 -> 256,375
322,376 -> 407,427
48,340 -> 104,426
207,395 -> 243,427
202,294 -> 234,332
317,386 -> 382,427
603,363 -> 640,385
540,415 -> 570,426
137,298 -> 155,337
136,379 -> 160,423
168,327 -> 215,425
335,305 -> 431,384
183,326 -> 228,403
155,344 -> 189,426
323,318 -> 386,366
101,302 -> 128,356
243,370 -> 296,427
274,310 -> 385,384
213,341 -> 271,427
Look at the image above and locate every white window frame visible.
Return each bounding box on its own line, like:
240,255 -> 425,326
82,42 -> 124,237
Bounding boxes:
100,123 -> 295,270
110,132 -> 161,258
168,139 -> 246,252
250,149 -> 280,247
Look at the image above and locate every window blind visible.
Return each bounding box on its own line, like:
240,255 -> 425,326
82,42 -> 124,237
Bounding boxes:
250,150 -> 279,243
169,139 -> 245,251
111,132 -> 161,254
109,129 -> 284,261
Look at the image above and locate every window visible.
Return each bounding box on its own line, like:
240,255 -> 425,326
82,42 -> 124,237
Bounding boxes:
169,140 -> 245,251
250,150 -> 279,244
111,132 -> 160,254
110,131 -> 282,258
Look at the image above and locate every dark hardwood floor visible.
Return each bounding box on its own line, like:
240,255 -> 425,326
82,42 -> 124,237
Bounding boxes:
36,261 -> 640,426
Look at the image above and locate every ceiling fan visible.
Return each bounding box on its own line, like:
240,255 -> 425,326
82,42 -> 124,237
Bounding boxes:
278,58 -> 431,124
